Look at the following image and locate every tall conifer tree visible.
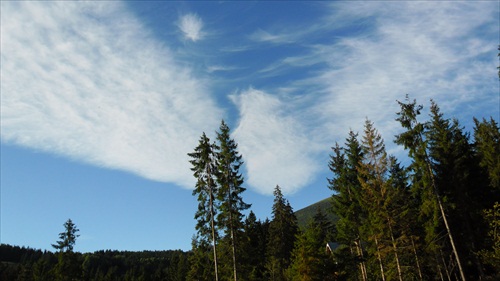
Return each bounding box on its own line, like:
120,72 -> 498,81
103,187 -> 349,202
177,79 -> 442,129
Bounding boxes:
395,96 -> 466,280
188,132 -> 219,281
215,120 -> 251,281
266,185 -> 298,281
328,132 -> 367,281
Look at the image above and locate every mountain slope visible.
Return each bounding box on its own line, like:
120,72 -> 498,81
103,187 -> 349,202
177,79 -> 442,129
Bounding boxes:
294,198 -> 337,229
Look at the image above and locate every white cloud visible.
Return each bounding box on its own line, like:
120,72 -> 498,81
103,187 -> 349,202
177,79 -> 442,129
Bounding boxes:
231,89 -> 321,195
178,13 -> 204,42
308,1 -> 498,146
250,29 -> 292,44
233,1 -> 498,194
206,65 -> 238,73
0,2 -> 222,188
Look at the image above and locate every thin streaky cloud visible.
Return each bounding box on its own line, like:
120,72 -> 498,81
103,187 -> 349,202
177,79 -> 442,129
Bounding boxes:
250,29 -> 293,44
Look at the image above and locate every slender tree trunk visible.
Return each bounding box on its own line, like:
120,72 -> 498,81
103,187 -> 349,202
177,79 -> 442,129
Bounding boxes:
410,236 -> 423,280
437,264 -> 445,281
354,239 -> 367,281
228,186 -> 238,281
434,183 -> 466,281
231,224 -> 237,281
209,190 -> 219,281
439,249 -> 451,281
388,223 -> 403,281
374,236 -> 386,281
423,153 -> 466,281
398,110 -> 467,281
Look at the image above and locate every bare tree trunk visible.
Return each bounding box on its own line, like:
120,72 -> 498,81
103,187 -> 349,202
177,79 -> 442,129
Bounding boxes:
354,239 -> 367,281
423,155 -> 466,281
228,186 -> 238,281
410,236 -> 423,280
374,236 -> 386,281
437,264 -> 445,281
210,191 -> 219,281
440,249 -> 451,281
388,223 -> 403,281
231,225 -> 237,281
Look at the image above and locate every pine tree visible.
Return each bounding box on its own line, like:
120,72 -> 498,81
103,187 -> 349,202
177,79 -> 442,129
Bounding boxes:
52,219 -> 79,253
52,219 -> 80,281
473,117 -> 500,191
242,211 -> 268,281
395,96 -> 466,280
266,185 -> 298,281
428,102 -> 491,278
188,132 -> 220,281
215,120 -> 251,281
357,119 -> 393,281
327,132 -> 367,281
287,207 -> 337,281
473,117 -> 500,276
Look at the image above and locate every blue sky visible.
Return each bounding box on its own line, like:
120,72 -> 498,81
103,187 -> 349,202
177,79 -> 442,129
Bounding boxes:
1,1 -> 498,252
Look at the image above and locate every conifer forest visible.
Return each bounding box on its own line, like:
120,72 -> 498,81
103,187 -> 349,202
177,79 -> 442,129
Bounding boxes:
2,95 -> 499,281
2,62 -> 500,280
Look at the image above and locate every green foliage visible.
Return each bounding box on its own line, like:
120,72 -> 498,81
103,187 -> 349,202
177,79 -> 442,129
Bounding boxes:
188,132 -> 220,280
189,120 -> 251,281
52,219 -> 79,253
266,185 -> 298,281
215,120 -> 251,281
479,202 -> 500,273
51,219 -> 81,281
287,214 -> 336,281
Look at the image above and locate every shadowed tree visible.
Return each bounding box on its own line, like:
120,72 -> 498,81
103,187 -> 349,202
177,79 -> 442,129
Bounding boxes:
266,185 -> 298,281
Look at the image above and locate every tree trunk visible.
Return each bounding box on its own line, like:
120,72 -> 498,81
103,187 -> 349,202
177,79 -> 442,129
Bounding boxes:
354,239 -> 367,281
228,186 -> 238,281
410,236 -> 423,280
439,249 -> 451,281
209,190 -> 219,281
424,154 -> 466,281
374,236 -> 386,281
388,223 -> 403,281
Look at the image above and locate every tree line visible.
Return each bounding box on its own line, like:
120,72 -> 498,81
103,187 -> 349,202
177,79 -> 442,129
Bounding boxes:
2,102 -> 499,281
0,220 -> 190,281
187,105 -> 499,281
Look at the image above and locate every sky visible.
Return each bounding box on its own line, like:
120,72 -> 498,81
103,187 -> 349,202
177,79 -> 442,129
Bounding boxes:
1,1 -> 499,253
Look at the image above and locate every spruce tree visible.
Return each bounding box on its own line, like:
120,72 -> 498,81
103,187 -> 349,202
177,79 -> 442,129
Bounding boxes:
428,102 -> 489,278
243,211 -> 268,281
357,119 -> 392,281
473,117 -> 500,191
266,185 -> 298,281
215,120 -> 251,281
327,132 -> 367,281
52,219 -> 80,281
188,132 -> 220,281
395,96 -> 466,280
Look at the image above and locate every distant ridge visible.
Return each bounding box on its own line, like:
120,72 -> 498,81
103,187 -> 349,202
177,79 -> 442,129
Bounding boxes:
294,198 -> 337,229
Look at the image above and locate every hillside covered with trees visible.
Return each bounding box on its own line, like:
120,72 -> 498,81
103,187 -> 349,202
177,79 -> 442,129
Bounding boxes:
2,99 -> 499,280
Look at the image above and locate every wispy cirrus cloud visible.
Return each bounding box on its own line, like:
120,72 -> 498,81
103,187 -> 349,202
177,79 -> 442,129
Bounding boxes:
249,29 -> 294,44
231,1 -> 498,193
1,2 -> 222,188
231,89 -> 321,195
1,1 -> 497,197
309,1 -> 498,141
177,13 -> 204,42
